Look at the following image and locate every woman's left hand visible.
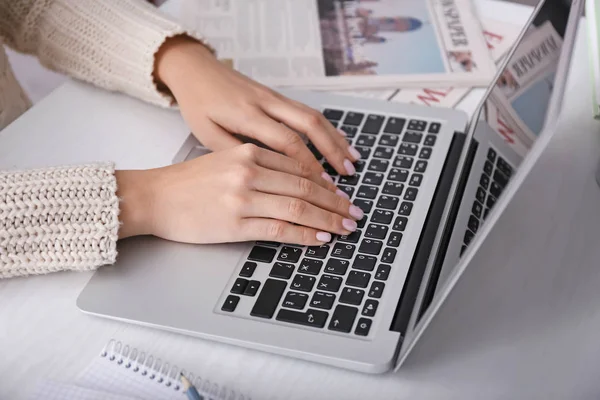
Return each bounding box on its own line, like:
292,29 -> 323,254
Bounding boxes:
154,36 -> 361,185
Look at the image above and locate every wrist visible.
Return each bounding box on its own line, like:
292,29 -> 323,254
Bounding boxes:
116,170 -> 155,239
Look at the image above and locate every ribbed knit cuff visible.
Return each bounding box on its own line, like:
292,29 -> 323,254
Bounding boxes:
35,0 -> 213,107
0,163 -> 119,278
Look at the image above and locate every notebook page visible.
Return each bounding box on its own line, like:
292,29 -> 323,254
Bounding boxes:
31,381 -> 143,400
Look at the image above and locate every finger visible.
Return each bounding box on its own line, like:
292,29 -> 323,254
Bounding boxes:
252,167 -> 364,220
246,192 -> 357,236
262,96 -> 360,175
250,146 -> 337,192
192,119 -> 242,151
241,218 -> 331,246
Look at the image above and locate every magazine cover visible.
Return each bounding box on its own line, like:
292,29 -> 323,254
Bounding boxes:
180,0 -> 496,89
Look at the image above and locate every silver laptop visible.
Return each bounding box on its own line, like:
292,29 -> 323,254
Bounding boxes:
77,0 -> 583,373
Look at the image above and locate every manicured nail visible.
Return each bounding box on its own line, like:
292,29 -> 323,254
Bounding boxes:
316,232 -> 332,242
321,172 -> 334,183
342,218 -> 358,232
343,159 -> 356,175
337,128 -> 347,137
348,146 -> 361,161
349,205 -> 364,220
336,189 -> 350,199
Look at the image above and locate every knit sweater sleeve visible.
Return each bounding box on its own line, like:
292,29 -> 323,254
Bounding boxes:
0,0 -> 208,107
0,163 -> 120,279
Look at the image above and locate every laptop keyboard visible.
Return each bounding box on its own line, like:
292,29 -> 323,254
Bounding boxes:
220,108 -> 443,338
461,147 -> 513,256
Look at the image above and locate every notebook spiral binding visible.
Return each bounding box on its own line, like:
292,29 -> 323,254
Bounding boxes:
101,339 -> 250,400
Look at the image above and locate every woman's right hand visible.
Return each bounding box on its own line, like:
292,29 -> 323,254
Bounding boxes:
115,144 -> 364,246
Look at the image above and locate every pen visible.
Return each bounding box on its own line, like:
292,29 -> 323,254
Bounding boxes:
180,373 -> 204,400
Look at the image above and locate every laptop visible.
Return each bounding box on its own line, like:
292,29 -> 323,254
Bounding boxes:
77,0 -> 584,373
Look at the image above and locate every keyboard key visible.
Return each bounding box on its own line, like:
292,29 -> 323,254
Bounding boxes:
403,132 -> 422,143
393,156 -> 414,169
414,160 -> 427,173
464,230 -> 475,245
298,258 -> 323,275
353,254 -> 377,271
428,122 -> 441,133
362,114 -> 385,134
355,160 -> 366,172
231,278 -> 249,294
344,112 -> 364,126
480,173 -> 490,189
424,135 -> 437,146
368,159 -> 389,172
496,157 -> 513,177
476,187 -> 486,203
383,117 -> 406,134
250,279 -> 287,318
276,308 -> 328,328
355,318 -> 372,336
484,208 -> 490,219
357,185 -> 379,199
338,185 -> 355,199
398,143 -> 418,156
366,224 -> 388,240
419,147 -> 432,160
494,170 -> 509,188
340,125 -> 358,138
468,215 -> 479,233
332,243 -> 356,259
338,230 -> 362,244
356,134 -> 376,147
346,271 -> 371,288
339,175 -> 360,186
243,280 -> 261,296
248,246 -> 277,263
381,248 -> 397,264
377,195 -> 399,210
355,146 -> 371,159
328,305 -> 358,333
240,262 -> 257,278
490,181 -> 503,198
270,262 -> 295,279
374,146 -> 394,159
487,148 -> 497,162
375,264 -> 391,280
359,239 -> 383,255
363,172 -> 384,186
323,162 -> 337,176
487,195 -> 497,208
357,216 -> 367,228
290,274 -> 316,292
387,232 -> 402,248
323,109 -> 343,121
368,281 -> 385,298
282,292 -> 308,309
398,202 -> 413,216
221,295 -> 240,312
305,245 -> 329,259
307,143 -> 323,161
354,199 -> 373,214
408,119 -> 427,131
393,216 -> 408,231
388,168 -> 409,183
318,274 -> 343,292
362,299 -> 379,317
383,182 -> 403,196
278,246 -> 303,263
472,201 -> 483,219
256,241 -> 280,247
461,245 -> 467,256
483,160 -> 493,176
379,134 -> 399,147
340,287 -> 365,305
372,209 -> 394,224
404,187 -> 418,201
325,258 -> 350,275
310,291 -> 336,310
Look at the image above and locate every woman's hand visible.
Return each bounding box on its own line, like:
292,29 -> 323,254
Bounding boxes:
116,144 -> 364,245
154,36 -> 361,181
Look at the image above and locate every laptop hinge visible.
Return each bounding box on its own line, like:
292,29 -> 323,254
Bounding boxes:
389,131 -> 466,335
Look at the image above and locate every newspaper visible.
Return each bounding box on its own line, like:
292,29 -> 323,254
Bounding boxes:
180,0 -> 496,89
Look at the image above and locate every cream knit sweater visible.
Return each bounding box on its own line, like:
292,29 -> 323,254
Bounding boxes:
0,0 -> 205,278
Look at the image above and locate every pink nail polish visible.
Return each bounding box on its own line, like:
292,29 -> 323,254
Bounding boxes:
348,146 -> 361,161
349,205 -> 364,220
343,159 -> 356,175
337,128 -> 347,137
342,218 -> 358,232
336,189 -> 350,199
316,232 -> 332,242
321,172 -> 334,183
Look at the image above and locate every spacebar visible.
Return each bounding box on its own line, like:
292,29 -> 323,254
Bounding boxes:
250,278 -> 286,319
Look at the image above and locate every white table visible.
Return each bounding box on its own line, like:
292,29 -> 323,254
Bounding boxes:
2,1 -> 600,399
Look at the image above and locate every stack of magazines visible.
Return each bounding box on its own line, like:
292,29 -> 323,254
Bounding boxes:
587,0 -> 600,119
180,0 -> 520,109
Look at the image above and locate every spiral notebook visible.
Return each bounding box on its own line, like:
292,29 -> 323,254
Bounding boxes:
32,339 -> 251,400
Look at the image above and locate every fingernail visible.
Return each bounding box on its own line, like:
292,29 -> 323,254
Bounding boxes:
321,172 -> 334,183
348,146 -> 361,161
343,159 -> 356,175
342,218 -> 358,232
316,231 -> 332,242
336,189 -> 350,199
337,128 -> 347,137
349,205 -> 364,220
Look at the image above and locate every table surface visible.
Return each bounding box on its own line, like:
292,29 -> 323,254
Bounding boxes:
2,1 -> 600,399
